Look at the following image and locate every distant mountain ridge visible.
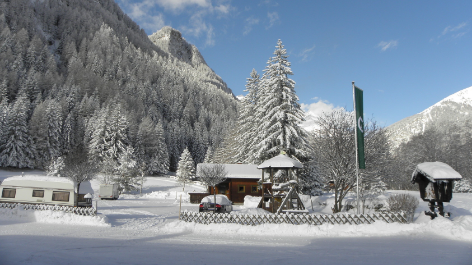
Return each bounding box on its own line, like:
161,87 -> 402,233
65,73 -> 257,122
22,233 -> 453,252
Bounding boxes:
387,86 -> 472,149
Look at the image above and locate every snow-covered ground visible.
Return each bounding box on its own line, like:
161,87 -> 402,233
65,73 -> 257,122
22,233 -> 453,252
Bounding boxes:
1,169 -> 471,265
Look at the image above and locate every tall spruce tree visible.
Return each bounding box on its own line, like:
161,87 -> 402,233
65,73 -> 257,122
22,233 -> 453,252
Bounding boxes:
253,39 -> 309,163
236,69 -> 260,163
176,147 -> 195,191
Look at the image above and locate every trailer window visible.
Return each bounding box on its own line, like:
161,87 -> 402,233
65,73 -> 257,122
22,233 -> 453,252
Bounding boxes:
1,188 -> 16,198
32,190 -> 44,198
52,191 -> 70,202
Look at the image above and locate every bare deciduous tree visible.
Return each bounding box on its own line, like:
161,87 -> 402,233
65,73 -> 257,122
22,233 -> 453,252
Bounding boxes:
197,164 -> 228,212
310,109 -> 391,213
62,156 -> 98,207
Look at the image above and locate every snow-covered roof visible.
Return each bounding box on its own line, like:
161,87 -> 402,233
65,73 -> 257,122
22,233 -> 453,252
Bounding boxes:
412,162 -> 462,182
197,164 -> 260,179
257,154 -> 303,169
3,175 -> 74,185
1,175 -> 94,194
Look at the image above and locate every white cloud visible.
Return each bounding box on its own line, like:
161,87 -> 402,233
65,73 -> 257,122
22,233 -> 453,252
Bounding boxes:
440,22 -> 468,39
299,44 -> 316,62
155,0 -> 211,12
118,0 -> 234,46
180,11 -> 216,47
244,17 -> 260,35
267,11 -> 279,29
377,40 -> 398,52
123,1 -> 167,33
300,99 -> 344,132
442,22 -> 467,35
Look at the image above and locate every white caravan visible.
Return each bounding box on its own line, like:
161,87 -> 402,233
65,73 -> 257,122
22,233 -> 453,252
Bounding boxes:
98,184 -> 119,200
0,175 -> 93,207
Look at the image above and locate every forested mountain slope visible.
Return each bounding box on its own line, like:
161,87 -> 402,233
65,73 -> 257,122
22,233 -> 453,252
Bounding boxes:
0,0 -> 238,172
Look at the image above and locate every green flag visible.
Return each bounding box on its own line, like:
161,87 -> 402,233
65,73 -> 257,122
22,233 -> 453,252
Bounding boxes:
354,86 -> 365,169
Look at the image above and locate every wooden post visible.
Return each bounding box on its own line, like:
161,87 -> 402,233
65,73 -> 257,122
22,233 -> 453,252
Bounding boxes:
270,167 -> 274,213
261,169 -> 264,210
179,194 -> 182,220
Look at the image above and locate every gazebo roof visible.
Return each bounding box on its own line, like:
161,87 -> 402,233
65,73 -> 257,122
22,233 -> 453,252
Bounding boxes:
257,154 -> 303,169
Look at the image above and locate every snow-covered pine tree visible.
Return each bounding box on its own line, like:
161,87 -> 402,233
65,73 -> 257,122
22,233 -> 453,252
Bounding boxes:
136,116 -> 157,173
45,99 -> 63,162
236,69 -> 260,163
0,99 -> 9,156
29,98 -> 63,168
253,39 -> 309,163
114,146 -> 140,192
136,117 -> 169,175
203,146 -> 214,163
88,102 -> 130,166
0,93 -> 36,168
176,147 -> 195,191
152,122 -> 169,174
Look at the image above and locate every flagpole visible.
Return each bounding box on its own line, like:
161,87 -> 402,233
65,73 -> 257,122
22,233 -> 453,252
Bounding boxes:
352,81 -> 359,215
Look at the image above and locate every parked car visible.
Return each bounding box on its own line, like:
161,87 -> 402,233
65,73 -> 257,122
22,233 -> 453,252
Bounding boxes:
199,194 -> 233,213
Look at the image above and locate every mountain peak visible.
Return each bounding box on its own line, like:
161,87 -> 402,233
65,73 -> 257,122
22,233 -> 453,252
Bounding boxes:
149,26 -> 206,66
387,86 -> 472,149
421,86 -> 472,115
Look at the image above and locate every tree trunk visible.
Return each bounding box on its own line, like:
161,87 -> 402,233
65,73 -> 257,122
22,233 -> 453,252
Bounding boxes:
213,186 -> 216,214
75,182 -> 81,207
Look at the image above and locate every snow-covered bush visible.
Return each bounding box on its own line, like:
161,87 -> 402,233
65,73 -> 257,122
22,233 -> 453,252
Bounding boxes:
454,179 -> 472,193
387,194 -> 419,222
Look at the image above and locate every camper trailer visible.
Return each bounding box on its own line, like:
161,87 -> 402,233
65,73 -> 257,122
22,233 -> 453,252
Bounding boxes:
0,175 -> 93,207
99,184 -> 119,200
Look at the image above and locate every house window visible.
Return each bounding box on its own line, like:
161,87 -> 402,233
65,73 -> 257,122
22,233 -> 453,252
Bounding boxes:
32,190 -> 44,198
238,185 -> 245,193
52,191 -> 70,202
251,185 -> 259,193
1,188 -> 16,198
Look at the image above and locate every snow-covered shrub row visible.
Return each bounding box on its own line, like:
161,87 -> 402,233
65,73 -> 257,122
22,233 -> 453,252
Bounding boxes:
167,214 -> 472,242
0,203 -> 97,216
454,179 -> 472,193
0,206 -> 109,227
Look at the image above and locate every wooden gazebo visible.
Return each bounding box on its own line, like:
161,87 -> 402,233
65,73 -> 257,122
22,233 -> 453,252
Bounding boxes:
411,161 -> 462,219
257,154 -> 307,213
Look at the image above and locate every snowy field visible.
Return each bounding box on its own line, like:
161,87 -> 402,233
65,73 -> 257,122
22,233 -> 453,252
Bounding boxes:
0,169 -> 471,265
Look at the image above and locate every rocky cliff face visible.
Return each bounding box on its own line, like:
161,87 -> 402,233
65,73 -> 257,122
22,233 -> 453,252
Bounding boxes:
387,86 -> 472,149
149,26 -> 206,66
148,26 -> 233,95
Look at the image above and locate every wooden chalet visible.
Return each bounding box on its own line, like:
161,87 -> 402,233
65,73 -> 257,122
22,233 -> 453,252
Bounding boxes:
196,163 -> 261,203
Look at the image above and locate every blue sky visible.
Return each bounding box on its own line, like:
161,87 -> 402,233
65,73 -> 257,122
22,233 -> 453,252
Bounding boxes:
115,0 -> 472,126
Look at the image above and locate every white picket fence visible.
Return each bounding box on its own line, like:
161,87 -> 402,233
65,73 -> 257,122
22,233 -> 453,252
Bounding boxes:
180,211 -> 408,226
0,203 -> 97,216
